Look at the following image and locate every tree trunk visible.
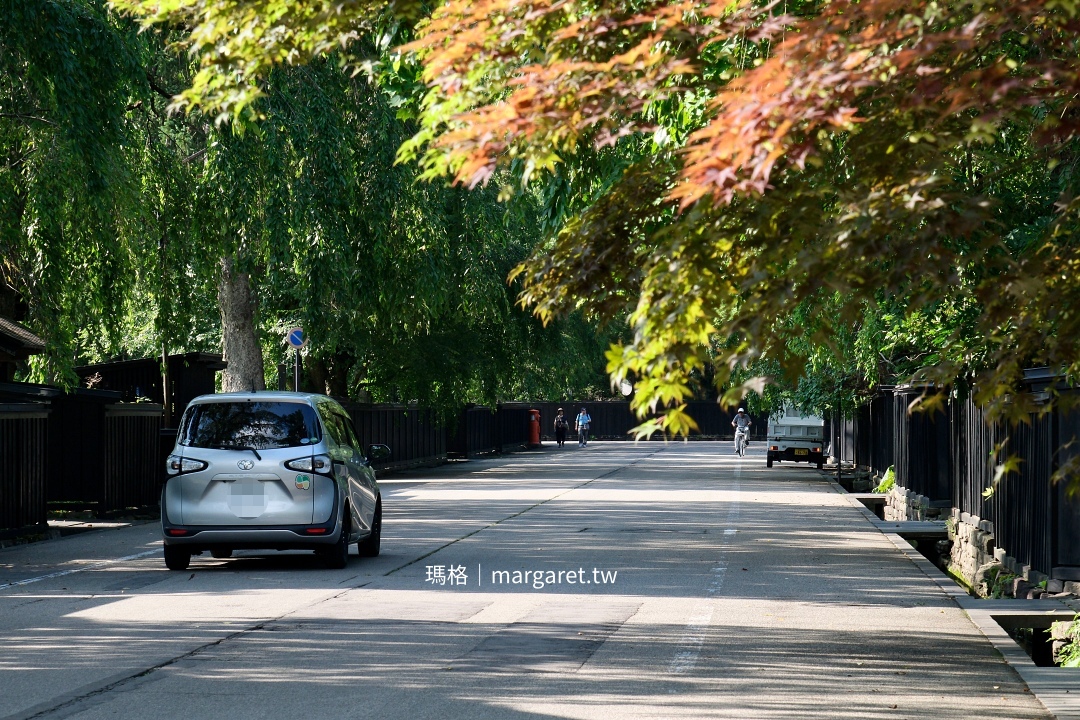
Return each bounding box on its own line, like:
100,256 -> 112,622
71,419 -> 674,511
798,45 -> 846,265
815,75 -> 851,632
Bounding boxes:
218,256 -> 265,392
326,356 -> 350,398
307,356 -> 328,395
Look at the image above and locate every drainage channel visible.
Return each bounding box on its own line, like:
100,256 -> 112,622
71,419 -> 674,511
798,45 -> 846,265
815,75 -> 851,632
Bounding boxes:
834,479 -> 1080,719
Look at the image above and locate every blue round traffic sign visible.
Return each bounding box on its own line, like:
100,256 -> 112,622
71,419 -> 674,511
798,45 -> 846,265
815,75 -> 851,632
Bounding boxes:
286,328 -> 307,348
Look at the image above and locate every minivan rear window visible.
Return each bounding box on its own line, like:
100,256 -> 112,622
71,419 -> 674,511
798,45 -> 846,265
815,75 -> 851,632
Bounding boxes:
178,402 -> 322,450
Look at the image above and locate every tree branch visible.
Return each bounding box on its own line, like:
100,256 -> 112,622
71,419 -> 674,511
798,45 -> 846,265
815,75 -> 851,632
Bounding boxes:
0,113 -> 56,127
146,72 -> 178,100
182,147 -> 207,164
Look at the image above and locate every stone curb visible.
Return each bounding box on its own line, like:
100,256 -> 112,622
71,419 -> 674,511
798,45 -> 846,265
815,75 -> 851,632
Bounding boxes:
828,479 -> 1080,720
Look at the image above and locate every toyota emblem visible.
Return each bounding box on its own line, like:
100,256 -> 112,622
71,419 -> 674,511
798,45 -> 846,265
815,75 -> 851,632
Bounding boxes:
237,459 -> 255,470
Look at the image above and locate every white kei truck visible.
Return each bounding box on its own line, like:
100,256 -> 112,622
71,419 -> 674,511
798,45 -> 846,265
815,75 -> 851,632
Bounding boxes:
766,407 -> 825,469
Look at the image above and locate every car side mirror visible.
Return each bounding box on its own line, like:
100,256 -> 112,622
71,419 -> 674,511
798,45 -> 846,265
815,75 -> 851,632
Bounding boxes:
367,444 -> 391,463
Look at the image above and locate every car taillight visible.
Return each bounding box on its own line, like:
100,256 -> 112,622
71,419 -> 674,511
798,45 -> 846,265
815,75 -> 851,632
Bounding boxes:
811,447 -> 821,452
167,455 -> 207,475
769,445 -> 778,451
304,527 -> 328,534
166,528 -> 190,536
285,454 -> 331,475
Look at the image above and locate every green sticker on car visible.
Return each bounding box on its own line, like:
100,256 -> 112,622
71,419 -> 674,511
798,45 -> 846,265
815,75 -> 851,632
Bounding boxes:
295,474 -> 311,490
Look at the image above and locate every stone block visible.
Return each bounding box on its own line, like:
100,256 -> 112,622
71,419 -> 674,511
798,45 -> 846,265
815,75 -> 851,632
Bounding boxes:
1029,569 -> 1048,586
974,562 -> 999,588
1052,622 -> 1074,642
1012,578 -> 1032,599
1048,579 -> 1065,594
982,536 -> 996,555
994,547 -> 1007,563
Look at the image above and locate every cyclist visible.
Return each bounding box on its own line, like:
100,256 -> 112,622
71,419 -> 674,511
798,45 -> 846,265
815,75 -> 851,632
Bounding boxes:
731,408 -> 752,455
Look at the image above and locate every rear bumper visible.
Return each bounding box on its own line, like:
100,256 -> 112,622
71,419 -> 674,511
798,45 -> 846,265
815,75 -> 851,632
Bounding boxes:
162,484 -> 343,551
163,528 -> 341,551
767,447 -> 823,463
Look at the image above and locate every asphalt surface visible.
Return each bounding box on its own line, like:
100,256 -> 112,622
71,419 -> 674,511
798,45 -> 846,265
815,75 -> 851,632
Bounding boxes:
0,442 -> 1052,719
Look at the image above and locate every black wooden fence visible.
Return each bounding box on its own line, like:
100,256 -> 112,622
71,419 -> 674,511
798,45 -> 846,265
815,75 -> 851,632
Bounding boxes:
339,403 -> 446,470
443,400 -> 768,458
103,404 -> 164,510
0,403 -> 49,531
949,385 -> 1080,582
0,382 -> 163,525
45,396 -> 163,513
832,388 -> 951,507
841,377 -> 1080,581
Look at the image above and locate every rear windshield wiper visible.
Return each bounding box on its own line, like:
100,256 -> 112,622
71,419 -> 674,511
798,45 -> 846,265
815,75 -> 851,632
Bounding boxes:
208,444 -> 262,461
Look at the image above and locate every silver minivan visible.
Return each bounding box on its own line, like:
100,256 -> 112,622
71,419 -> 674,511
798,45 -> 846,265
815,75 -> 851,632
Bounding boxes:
161,392 -> 389,571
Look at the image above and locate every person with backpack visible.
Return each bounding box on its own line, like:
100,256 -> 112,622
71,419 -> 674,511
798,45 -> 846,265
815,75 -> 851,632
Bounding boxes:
575,407 -> 592,447
553,408 -> 569,447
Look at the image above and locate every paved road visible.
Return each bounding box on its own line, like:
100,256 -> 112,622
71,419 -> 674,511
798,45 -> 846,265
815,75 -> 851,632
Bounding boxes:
0,443 -> 1050,719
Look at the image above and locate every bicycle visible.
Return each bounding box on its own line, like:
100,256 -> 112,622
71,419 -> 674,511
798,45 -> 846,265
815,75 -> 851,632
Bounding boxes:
734,428 -> 748,456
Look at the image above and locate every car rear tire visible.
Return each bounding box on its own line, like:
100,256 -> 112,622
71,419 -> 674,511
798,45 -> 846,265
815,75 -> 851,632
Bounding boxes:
164,546 -> 191,571
358,499 -> 382,558
210,549 -> 233,559
817,460 -> 824,470
322,509 -> 350,569
766,456 -> 773,468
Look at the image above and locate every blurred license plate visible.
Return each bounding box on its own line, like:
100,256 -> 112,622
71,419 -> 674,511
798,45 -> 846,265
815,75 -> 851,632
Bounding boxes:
794,449 -> 808,456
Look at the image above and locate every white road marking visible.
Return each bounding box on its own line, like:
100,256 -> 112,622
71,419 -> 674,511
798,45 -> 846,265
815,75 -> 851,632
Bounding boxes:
669,460 -> 742,674
0,548 -> 161,591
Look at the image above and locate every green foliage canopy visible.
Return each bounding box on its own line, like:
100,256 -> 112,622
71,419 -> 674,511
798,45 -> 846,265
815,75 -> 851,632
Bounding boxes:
3,0 -> 616,412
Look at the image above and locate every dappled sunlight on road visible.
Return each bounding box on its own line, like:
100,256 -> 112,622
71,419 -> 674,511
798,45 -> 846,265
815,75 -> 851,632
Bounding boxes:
0,442 -> 1053,720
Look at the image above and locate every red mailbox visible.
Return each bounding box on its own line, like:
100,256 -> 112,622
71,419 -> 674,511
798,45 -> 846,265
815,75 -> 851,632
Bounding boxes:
528,409 -> 541,447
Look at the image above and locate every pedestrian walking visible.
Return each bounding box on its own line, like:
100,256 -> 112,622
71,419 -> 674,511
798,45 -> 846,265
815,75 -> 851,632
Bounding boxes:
554,408 -> 569,447
575,407 -> 592,447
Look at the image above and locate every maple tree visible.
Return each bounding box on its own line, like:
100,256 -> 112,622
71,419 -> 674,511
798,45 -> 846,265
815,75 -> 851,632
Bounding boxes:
398,0 -> 1080,434
111,0 -> 1080,452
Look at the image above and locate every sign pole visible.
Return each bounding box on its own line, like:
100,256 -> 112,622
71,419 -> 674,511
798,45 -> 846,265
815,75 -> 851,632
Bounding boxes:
286,327 -> 307,393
